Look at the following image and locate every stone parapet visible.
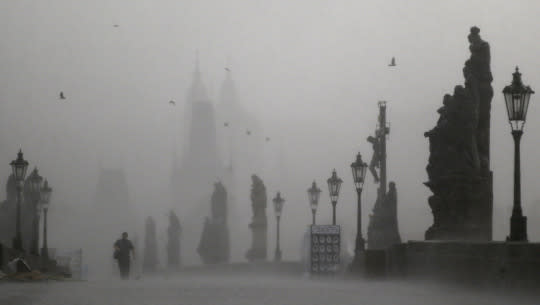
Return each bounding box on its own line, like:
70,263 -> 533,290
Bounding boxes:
385,241 -> 540,289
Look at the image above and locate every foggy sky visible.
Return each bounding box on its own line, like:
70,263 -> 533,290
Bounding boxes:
1,0 -> 540,262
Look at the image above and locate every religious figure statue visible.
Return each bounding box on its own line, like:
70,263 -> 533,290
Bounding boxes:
424,27 -> 493,241
167,210 -> 182,268
197,217 -> 213,264
143,216 -> 158,273
250,175 -> 267,218
465,26 -> 493,171
366,102 -> 400,250
367,135 -> 381,183
211,181 -> 227,224
246,174 -> 267,261
198,181 -> 230,264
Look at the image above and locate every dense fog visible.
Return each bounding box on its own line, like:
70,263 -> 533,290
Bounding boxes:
1,0 -> 540,274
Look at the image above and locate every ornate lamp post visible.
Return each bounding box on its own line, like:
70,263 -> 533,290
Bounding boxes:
10,149 -> 29,251
307,181 -> 321,225
350,153 -> 368,267
503,66 -> 534,242
28,167 -> 43,255
327,169 -> 343,225
40,180 -> 52,261
272,191 -> 285,262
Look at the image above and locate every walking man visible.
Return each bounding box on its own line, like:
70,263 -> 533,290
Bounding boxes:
114,232 -> 135,279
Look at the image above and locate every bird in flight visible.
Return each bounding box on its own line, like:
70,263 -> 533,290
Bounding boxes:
225,67 -> 230,72
59,92 -> 66,100
389,57 -> 396,67
265,137 -> 270,142
224,122 -> 229,127
113,24 -> 119,28
246,130 -> 251,135
169,100 -> 176,106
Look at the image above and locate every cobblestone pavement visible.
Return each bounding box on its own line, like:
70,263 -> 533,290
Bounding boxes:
0,274 -> 538,305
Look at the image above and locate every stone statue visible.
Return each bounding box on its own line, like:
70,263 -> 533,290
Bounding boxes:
424,27 -> 493,241
245,174 -> 267,261
367,135 -> 381,183
211,181 -> 227,225
366,102 -> 401,250
197,182 -> 230,264
197,217 -> 213,264
143,216 -> 158,273
466,26 -> 493,171
367,179 -> 402,249
167,210 -> 182,269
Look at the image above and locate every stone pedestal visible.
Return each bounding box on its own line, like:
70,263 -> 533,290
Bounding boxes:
246,221 -> 267,261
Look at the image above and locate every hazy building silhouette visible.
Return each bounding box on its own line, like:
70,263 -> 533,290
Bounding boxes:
91,167 -> 137,276
0,174 -> 19,246
170,57 -> 222,265
216,67 -> 263,262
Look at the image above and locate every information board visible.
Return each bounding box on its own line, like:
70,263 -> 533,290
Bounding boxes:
310,225 -> 340,274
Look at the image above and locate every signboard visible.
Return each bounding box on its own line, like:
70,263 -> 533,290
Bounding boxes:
310,225 -> 340,274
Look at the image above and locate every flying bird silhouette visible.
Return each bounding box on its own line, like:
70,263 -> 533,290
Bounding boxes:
225,67 -> 230,72
246,130 -> 251,135
265,137 -> 270,142
224,122 -> 229,127
113,24 -> 119,28
389,57 -> 396,67
169,100 -> 176,105
59,92 -> 66,100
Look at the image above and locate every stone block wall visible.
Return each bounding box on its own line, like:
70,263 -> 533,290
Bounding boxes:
385,241 -> 540,289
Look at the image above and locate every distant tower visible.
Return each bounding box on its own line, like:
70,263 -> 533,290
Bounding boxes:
170,56 -> 221,265
217,66 -> 263,262
93,167 -> 137,276
95,168 -> 135,234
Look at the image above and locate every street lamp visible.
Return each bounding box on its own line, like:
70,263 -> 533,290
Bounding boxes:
503,66 -> 534,242
27,167 -> 43,255
350,152 -> 368,268
327,169 -> 343,225
10,149 -> 29,251
307,181 -> 321,225
40,179 -> 52,261
272,191 -> 285,262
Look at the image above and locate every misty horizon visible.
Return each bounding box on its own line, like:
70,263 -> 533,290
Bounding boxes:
1,0 -> 540,269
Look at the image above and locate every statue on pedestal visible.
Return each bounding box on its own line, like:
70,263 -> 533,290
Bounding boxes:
424,27 -> 493,241
367,102 -> 401,250
143,216 -> 158,273
245,175 -> 267,261
167,210 -> 182,269
197,182 -> 230,264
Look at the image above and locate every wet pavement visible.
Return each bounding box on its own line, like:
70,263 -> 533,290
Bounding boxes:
0,273 -> 537,305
